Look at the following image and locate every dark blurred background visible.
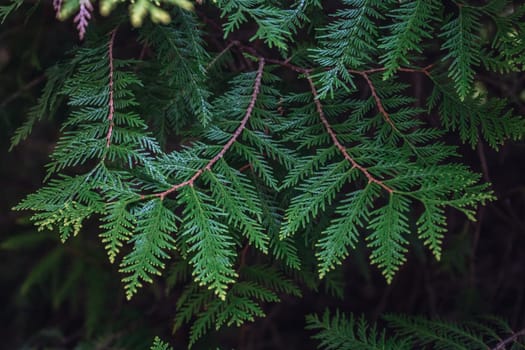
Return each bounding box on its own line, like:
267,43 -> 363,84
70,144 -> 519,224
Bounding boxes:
1,2 -> 524,349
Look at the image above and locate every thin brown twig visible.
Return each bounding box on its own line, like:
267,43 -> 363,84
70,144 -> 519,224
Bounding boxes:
105,29 -> 117,148
477,139 -> 491,183
207,40 -> 238,70
238,163 -> 252,173
348,66 -> 431,131
492,328 -> 525,350
470,139 -> 490,287
138,42 -> 148,61
238,243 -> 250,272
304,73 -> 394,193
224,39 -> 432,79
238,44 -> 429,134
357,72 -> 397,130
145,58 -> 266,200
359,64 -> 432,77
0,75 -> 46,108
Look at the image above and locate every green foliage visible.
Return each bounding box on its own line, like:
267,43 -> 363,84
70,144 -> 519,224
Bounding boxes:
5,0 -> 525,348
308,311 -> 525,350
311,0 -> 388,97
440,6 -> 482,101
306,310 -> 410,350
9,62 -> 76,150
277,79 -> 494,282
379,0 -> 440,79
0,0 -> 23,24
119,199 -> 178,300
178,185 -> 238,300
174,265 -> 301,346
429,74 -> 525,149
151,336 -> 173,350
2,230 -> 127,342
215,0 -> 319,50
139,11 -> 212,127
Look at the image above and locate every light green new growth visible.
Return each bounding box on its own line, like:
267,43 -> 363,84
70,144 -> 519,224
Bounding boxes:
151,336 -> 173,350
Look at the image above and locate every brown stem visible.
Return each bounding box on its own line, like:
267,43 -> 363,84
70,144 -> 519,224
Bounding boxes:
236,44 -> 429,139
359,64 -> 432,77
348,66 -> 430,132
477,139 -> 491,183
357,72 -> 397,130
149,58 -> 266,200
105,29 -> 117,148
207,40 -> 238,70
238,163 -> 252,173
492,328 -> 525,350
238,243 -> 250,272
304,73 -> 394,193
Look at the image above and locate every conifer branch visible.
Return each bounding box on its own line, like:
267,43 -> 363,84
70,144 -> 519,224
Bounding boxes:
10,3 -> 522,342
304,73 -> 394,194
148,58 -> 266,200
105,29 -> 117,149
239,43 -> 431,140
237,48 -> 433,193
